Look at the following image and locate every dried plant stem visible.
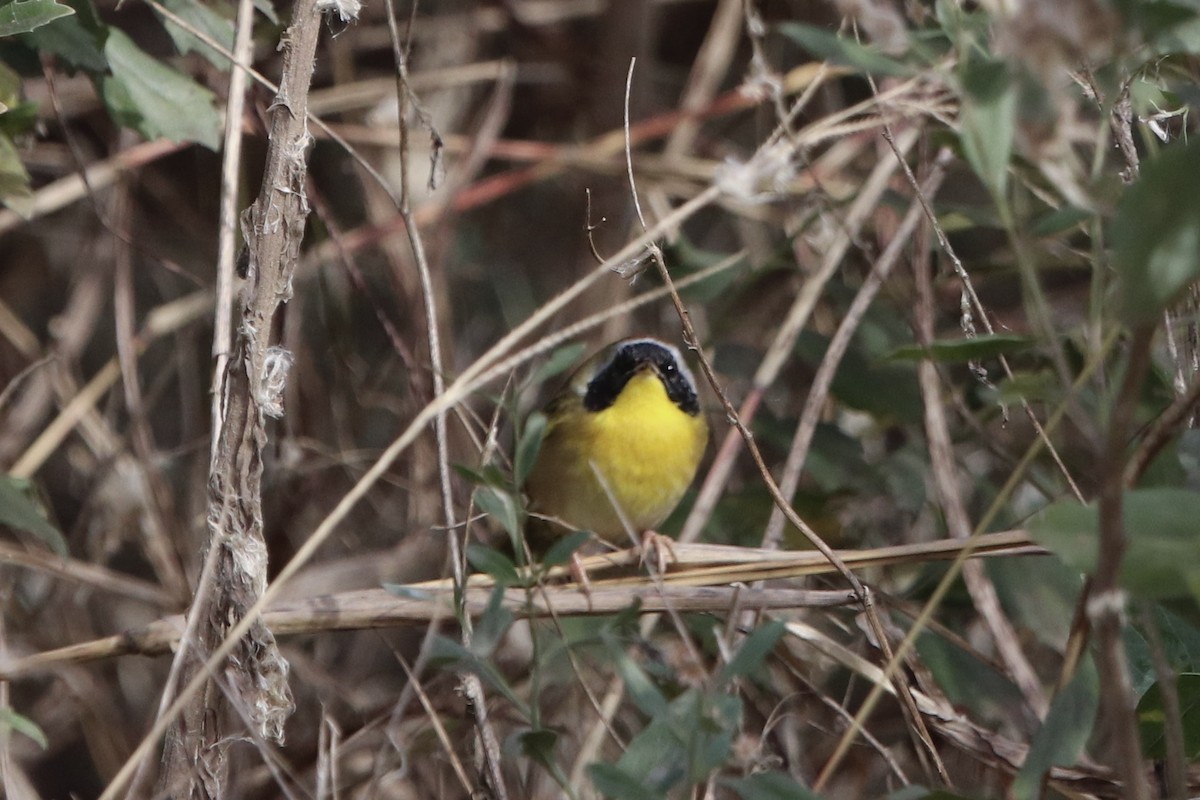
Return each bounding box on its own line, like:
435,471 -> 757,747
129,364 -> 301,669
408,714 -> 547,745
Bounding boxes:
0,140 -> 186,236
4,532 -> 1039,684
4,584 -> 859,680
210,0 -> 256,436
1089,325 -> 1154,800
156,0 -> 324,793
0,541 -> 173,605
1125,369 -> 1200,484
912,180 -> 1047,720
112,177 -> 189,601
780,160 -> 955,786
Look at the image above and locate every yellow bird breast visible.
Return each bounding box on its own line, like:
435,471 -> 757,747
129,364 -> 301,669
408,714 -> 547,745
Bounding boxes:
527,370 -> 708,543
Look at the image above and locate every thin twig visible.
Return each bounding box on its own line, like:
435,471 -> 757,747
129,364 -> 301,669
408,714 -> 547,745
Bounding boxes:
9,292 -> 213,479
1089,325 -> 1155,800
0,540 -> 173,606
157,0 -> 326,788
1125,370 -> 1200,484
764,155 -> 955,785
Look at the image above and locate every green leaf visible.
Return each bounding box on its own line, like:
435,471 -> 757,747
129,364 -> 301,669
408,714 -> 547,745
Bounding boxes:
614,716 -> 689,792
610,648 -> 669,718
1011,657 -> 1098,799
1031,205 -> 1095,238
795,331 -> 923,424
1141,2 -> 1200,56
473,485 -> 521,542
958,55 -> 1016,197
517,727 -> 574,790
989,369 -> 1062,405
716,621 -> 785,687
453,462 -> 507,488
0,59 -> 26,126
916,630 -> 1024,718
0,476 -> 66,554
776,22 -> 912,77
0,0 -> 73,37
723,771 -> 821,800
0,100 -> 40,140
155,0 -> 234,67
1028,489 -> 1200,600
530,342 -> 587,387
518,727 -> 558,763
100,29 -> 221,149
0,708 -> 47,749
515,411 -> 547,487
1138,672 -> 1200,759
588,763 -> 665,800
471,583 -> 513,657
250,0 -> 277,24
1125,606 -> 1200,696
1113,139 -> 1200,324
887,333 -> 1032,363
0,132 -> 32,217
614,689 -> 742,790
988,557 -> 1081,650
465,543 -> 520,587
541,530 -> 590,570
22,0 -> 106,70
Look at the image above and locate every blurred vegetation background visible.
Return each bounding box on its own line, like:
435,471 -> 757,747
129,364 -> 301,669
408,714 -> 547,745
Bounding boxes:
3,0 -> 1200,797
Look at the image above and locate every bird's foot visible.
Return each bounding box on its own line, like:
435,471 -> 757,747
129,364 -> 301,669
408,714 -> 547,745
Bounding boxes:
569,552 -> 595,608
638,530 -> 677,576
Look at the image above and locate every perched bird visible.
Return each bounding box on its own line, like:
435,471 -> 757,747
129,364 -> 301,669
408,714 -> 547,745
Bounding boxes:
525,337 -> 709,548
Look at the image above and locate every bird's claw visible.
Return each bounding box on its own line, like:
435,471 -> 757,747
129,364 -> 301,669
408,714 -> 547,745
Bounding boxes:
638,530 -> 676,576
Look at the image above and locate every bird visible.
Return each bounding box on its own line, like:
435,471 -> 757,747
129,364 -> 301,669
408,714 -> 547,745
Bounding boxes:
524,337 -> 709,554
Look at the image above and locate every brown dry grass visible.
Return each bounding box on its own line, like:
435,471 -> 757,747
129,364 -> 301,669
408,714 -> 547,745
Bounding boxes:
3,1 -> 1200,798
